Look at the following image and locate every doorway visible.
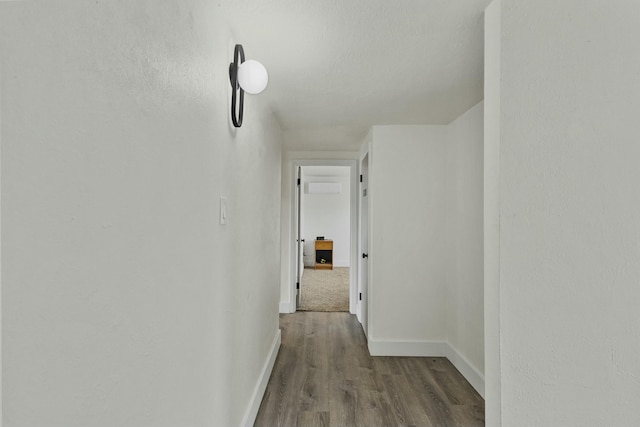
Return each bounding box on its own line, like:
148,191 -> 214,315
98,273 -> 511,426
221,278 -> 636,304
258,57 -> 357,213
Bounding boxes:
297,166 -> 351,312
290,160 -> 358,314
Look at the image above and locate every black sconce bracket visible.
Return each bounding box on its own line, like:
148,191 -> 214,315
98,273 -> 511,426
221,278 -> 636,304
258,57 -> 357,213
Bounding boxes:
229,44 -> 245,128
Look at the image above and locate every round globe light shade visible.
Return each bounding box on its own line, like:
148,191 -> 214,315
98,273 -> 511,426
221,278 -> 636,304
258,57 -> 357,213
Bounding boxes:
237,60 -> 268,94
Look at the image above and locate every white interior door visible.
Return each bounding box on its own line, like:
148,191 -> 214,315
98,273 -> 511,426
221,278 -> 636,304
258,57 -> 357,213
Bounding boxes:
295,166 -> 303,308
358,153 -> 369,337
299,168 -> 305,279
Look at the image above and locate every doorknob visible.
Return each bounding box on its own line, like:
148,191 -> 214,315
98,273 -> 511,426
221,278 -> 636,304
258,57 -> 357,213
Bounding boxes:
362,253 -> 368,259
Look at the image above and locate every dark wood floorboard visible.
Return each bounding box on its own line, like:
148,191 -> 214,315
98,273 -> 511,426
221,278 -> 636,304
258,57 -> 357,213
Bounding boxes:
254,312 -> 484,427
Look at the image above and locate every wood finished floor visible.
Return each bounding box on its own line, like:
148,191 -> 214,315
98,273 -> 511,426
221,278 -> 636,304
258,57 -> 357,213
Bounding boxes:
254,312 -> 484,427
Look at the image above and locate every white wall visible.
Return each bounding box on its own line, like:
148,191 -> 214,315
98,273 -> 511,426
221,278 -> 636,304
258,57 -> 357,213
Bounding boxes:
445,102 -> 484,383
365,117 -> 485,395
489,1 -> 640,426
0,57 -> 3,426
368,126 -> 448,344
303,170 -> 350,267
0,2 -> 281,427
483,0 -> 502,424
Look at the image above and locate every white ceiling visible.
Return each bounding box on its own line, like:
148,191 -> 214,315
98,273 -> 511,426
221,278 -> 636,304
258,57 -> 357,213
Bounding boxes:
222,0 -> 492,151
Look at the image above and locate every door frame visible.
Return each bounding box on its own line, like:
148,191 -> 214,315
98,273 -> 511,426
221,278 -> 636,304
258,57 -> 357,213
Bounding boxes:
289,159 -> 358,314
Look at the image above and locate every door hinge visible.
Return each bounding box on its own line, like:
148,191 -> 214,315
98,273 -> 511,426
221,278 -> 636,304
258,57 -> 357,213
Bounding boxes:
297,178 -> 301,186
296,282 -> 300,290
359,292 -> 362,301
360,174 -> 363,183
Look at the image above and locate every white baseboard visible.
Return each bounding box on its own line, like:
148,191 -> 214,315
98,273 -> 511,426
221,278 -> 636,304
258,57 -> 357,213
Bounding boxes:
334,260 -> 350,268
445,343 -> 485,398
367,338 -> 485,398
279,301 -> 292,313
368,339 -> 449,357
240,329 -> 281,427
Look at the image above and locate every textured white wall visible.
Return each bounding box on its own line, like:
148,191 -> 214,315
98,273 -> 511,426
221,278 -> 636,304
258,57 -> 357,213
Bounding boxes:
303,173 -> 351,267
494,1 -> 640,426
483,0 -> 502,425
0,60 -> 3,426
369,126 -> 448,341
445,102 -> 484,377
0,2 -> 281,426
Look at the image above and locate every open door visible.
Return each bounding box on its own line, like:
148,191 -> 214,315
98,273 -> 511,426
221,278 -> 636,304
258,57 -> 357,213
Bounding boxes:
295,166 -> 303,309
358,153 -> 369,337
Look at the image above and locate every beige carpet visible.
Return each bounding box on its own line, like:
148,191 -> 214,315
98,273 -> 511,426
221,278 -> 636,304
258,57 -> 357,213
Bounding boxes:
298,267 -> 349,312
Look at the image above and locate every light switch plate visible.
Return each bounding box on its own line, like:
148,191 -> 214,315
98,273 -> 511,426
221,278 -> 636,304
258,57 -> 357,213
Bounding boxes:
220,197 -> 228,225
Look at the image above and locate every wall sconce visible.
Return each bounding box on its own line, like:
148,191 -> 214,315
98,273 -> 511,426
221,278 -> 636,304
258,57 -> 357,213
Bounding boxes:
229,44 -> 269,128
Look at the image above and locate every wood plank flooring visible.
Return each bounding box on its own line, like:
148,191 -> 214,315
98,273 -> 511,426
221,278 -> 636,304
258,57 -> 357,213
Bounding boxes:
254,312 -> 484,427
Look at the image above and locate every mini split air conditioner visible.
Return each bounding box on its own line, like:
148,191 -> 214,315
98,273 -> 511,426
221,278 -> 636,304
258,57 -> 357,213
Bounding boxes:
306,182 -> 342,194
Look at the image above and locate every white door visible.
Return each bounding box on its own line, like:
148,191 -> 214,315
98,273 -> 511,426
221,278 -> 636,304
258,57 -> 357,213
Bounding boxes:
295,166 -> 303,309
299,168 -> 305,283
358,153 -> 369,337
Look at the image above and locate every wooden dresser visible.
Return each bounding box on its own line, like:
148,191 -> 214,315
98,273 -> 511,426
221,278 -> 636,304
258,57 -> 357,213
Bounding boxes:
314,240 -> 333,270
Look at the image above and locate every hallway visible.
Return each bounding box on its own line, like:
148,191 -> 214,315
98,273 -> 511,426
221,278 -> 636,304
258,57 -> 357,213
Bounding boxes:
254,312 -> 484,427
4,2 -> 639,426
